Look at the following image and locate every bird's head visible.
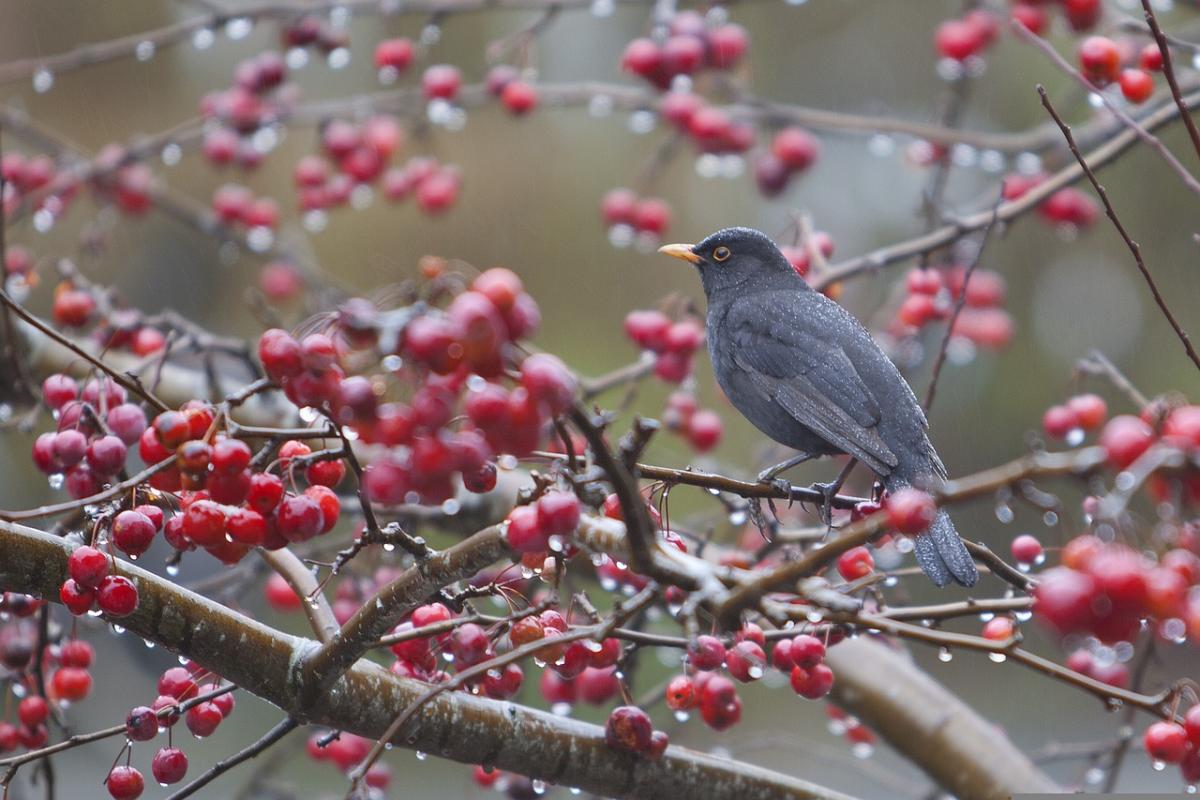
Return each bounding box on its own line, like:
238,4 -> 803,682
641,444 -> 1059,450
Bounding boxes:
657,227 -> 804,297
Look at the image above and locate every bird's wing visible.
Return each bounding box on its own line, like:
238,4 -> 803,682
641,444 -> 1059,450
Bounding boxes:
727,298 -> 899,475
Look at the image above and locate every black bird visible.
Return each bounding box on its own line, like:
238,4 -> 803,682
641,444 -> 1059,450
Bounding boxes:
658,227 -> 977,587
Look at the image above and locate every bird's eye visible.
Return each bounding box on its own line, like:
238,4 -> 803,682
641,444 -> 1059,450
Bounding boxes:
713,246 -> 731,262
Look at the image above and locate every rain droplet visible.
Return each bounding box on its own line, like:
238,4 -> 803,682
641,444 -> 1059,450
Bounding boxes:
135,41 -> 156,62
988,652 -> 1006,663
588,95 -> 613,118
166,564 -> 180,576
938,647 -> 953,662
225,17 -> 253,39
415,751 -> 427,760
1152,759 -> 1166,771
628,110 -> 657,135
673,710 -> 690,722
286,48 -> 309,70
851,742 -> 875,759
327,48 -> 351,70
867,134 -> 895,158
302,209 -> 328,232
48,474 -> 64,490
33,68 -> 54,93
192,28 -> 215,50
590,0 -> 615,16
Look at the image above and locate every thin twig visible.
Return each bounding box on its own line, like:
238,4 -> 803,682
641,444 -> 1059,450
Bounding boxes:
1038,84 -> 1200,373
1141,0 -> 1200,165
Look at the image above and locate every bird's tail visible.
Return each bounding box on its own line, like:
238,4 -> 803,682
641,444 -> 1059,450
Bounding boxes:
885,476 -> 978,587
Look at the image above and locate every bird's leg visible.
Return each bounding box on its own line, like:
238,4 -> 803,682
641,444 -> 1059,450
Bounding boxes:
808,458 -> 858,529
748,453 -> 813,539
756,452 -> 815,497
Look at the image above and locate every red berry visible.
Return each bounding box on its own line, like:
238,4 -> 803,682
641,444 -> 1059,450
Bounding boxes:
106,765 -> 144,799
665,674 -> 695,710
790,634 -> 825,668
1144,721 -> 1190,763
183,500 -> 226,547
125,706 -> 158,741
601,188 -> 639,227
1140,42 -> 1164,72
501,80 -> 538,115
885,488 -> 937,534
112,510 -> 156,557
697,673 -> 741,730
97,575 -> 138,617
726,641 -> 766,682
981,617 -> 1014,641
707,24 -> 748,69
687,409 -> 723,452
1011,534 -> 1043,565
771,128 -> 819,172
605,705 -> 653,754
536,491 -> 581,537
505,504 -> 548,554
1042,405 -> 1080,439
520,354 -> 577,415
687,635 -> 726,670
790,662 -> 834,699
186,702 -> 223,737
422,65 -> 461,101
152,747 -> 188,785
18,696 -> 48,727
1119,68 -> 1154,104
68,545 -> 110,589
1011,3 -> 1047,34
277,494 -> 324,542
1098,415 -> 1156,469
1033,567 -> 1098,635
935,18 -> 987,61
621,38 -> 662,78
1067,394 -> 1107,430
51,666 -> 92,701
60,579 -> 96,615
374,38 -> 414,71
42,374 -> 78,410
836,546 -> 874,581
633,198 -> 671,236
624,310 -> 672,351
1079,36 -> 1121,85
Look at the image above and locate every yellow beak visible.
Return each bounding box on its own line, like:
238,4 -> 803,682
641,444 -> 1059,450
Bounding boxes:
657,243 -> 701,264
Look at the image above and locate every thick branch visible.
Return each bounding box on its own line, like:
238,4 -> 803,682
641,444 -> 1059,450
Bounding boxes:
0,519 -> 853,800
826,637 -> 1059,800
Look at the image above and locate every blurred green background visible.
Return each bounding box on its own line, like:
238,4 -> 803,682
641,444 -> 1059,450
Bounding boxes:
1,0 -> 1198,797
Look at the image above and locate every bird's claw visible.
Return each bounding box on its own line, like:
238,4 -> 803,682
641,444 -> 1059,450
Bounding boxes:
808,480 -> 839,529
756,474 -> 795,508
748,497 -> 780,541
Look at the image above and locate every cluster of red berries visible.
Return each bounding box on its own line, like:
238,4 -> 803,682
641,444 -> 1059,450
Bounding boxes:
211,183 -> 279,230
662,627 -> 835,735
658,92 -> 753,156
0,639 -> 93,758
293,116 -> 463,216
892,264 -> 1012,350
622,309 -> 704,383
379,156 -> 463,215
601,188 -> 672,239
662,391 -> 724,453
1041,393 -> 1108,441
605,705 -> 669,759
778,231 -> 834,280
1141,708 -> 1200,781
621,11 -> 749,90
49,279 -> 97,328
936,0 -> 1101,63
755,127 -> 821,197
306,730 -> 392,789
199,52 -> 292,169
1078,35 -> 1163,104
1003,172 -> 1099,229
107,664 -> 236,797
281,15 -> 351,55
1034,532 -> 1199,644
61,545 -> 139,617
933,9 -> 999,63
484,66 -> 540,116
1,151 -> 61,220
